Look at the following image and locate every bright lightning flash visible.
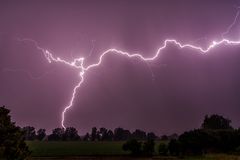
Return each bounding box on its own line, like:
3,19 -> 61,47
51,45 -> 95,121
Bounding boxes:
14,8 -> 240,129
17,38 -> 240,129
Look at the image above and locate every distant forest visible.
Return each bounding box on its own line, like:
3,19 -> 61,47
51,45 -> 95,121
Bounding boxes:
23,126 -> 162,141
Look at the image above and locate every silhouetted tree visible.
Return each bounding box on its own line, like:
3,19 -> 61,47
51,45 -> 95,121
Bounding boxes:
168,133 -> 178,140
83,133 -> 90,141
123,138 -> 155,156
168,139 -> 181,156
201,114 -> 233,130
216,130 -> 238,152
22,126 -> 36,140
114,128 -> 131,140
96,131 -> 101,141
107,129 -> 114,141
63,127 -> 80,141
91,127 -> 97,141
37,128 -> 46,141
99,127 -> 108,140
122,139 -> 142,156
161,135 -> 168,141
177,129 -> 240,155
99,128 -> 115,141
48,128 -> 64,141
178,129 -> 207,155
158,143 -> 168,156
147,132 -> 157,140
0,106 -> 30,159
142,139 -> 155,156
132,129 -> 146,140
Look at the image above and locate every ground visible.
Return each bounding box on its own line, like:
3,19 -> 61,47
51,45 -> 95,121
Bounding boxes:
27,141 -> 127,157
27,141 -> 240,160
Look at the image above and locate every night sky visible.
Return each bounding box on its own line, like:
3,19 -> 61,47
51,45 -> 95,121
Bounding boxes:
1,0 -> 240,135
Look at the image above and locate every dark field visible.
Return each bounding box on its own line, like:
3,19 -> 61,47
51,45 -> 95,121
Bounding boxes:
27,141 -> 240,160
27,141 -> 128,157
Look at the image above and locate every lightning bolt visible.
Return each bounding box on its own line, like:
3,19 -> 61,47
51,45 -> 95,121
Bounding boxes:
221,9 -> 240,38
12,8 -> 240,129
17,38 -> 240,129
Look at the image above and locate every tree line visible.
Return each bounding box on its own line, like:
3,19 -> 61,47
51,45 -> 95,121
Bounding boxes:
2,105 -> 240,159
163,114 -> 240,156
123,114 -> 240,157
22,126 -> 160,141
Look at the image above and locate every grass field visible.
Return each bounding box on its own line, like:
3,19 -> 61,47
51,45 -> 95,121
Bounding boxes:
27,141 -> 240,160
27,141 -> 128,157
185,154 -> 240,160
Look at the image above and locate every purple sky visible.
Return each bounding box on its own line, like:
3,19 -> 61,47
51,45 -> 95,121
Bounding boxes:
1,0 -> 240,135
